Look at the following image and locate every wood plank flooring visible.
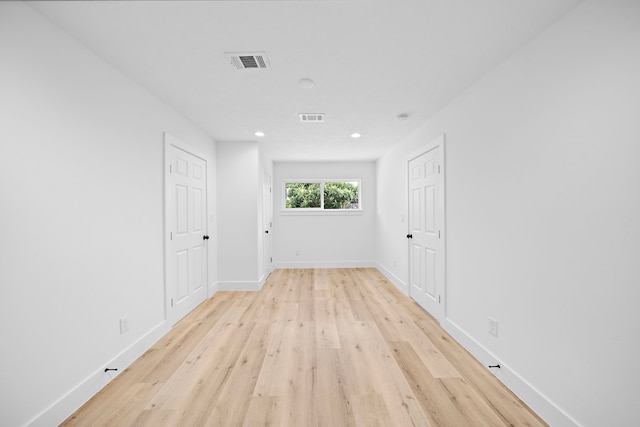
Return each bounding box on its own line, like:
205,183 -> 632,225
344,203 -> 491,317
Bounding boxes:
62,268 -> 547,427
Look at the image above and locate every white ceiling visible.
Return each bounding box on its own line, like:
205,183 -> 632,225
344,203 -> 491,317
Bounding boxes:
30,0 -> 581,162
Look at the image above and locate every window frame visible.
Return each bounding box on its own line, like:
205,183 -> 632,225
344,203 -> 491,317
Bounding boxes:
282,179 -> 362,215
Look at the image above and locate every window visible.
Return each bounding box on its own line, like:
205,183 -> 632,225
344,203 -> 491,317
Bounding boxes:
285,182 -> 321,208
284,180 -> 361,212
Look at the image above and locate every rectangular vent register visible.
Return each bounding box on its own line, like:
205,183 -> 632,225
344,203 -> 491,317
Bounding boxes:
299,113 -> 325,123
225,52 -> 270,70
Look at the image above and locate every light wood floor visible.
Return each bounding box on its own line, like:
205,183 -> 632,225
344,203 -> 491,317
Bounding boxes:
63,268 -> 547,426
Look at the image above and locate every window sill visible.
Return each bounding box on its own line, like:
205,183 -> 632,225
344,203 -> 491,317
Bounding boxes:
280,209 -> 364,216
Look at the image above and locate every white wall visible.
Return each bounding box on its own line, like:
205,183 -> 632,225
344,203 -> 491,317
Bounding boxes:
216,141 -> 262,286
273,162 -> 376,268
0,3 -> 216,426
376,1 -> 640,426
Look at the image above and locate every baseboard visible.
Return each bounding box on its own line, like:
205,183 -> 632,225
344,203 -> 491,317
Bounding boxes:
216,275 -> 266,291
442,318 -> 581,427
274,260 -> 377,269
28,271 -> 578,427
27,321 -> 170,427
374,263 -> 578,426
208,280 -> 219,297
374,262 -> 408,295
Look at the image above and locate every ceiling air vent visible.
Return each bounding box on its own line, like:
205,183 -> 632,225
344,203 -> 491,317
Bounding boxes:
225,52 -> 270,70
299,113 -> 325,123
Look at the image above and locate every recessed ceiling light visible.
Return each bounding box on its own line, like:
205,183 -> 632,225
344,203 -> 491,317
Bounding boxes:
298,78 -> 315,89
254,131 -> 265,137
397,113 -> 409,121
350,133 -> 362,139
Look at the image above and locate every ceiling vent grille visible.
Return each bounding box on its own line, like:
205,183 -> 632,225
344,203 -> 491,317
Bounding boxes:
299,113 -> 325,123
225,52 -> 270,70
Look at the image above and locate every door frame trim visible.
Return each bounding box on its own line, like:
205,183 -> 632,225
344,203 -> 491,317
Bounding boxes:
406,134 -> 447,322
263,171 -> 273,278
163,132 -> 210,325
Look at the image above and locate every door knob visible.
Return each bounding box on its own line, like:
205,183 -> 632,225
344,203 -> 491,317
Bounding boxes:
406,234 -> 413,239
203,235 -> 210,240
265,230 -> 269,234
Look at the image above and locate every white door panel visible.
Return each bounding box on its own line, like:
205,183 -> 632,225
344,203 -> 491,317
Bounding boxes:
408,136 -> 445,321
263,172 -> 273,278
167,141 -> 208,325
176,250 -> 189,301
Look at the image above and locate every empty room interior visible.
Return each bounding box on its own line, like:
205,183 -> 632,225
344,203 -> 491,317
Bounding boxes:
1,1 -> 639,426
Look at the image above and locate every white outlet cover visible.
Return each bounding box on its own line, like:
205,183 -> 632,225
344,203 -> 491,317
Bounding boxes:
120,316 -> 129,334
488,317 -> 498,337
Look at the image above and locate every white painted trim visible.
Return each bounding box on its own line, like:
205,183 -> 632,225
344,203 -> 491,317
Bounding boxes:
279,209 -> 364,216
375,263 -> 408,295
208,281 -> 219,297
164,132 -> 210,163
216,282 -> 262,291
27,321 -> 169,427
216,273 -> 267,292
281,178 -> 363,212
274,260 -> 377,270
442,319 -> 581,427
262,171 -> 276,280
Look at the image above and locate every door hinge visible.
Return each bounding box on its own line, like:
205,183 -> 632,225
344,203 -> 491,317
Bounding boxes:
438,295 -> 441,303
169,164 -> 172,173
438,230 -> 441,238
270,257 -> 273,263
171,298 -> 174,307
170,231 -> 173,240
438,165 -> 441,174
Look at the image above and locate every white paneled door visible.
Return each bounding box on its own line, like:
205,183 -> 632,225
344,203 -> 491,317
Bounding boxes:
263,172 -> 273,278
166,141 -> 208,325
408,136 -> 445,322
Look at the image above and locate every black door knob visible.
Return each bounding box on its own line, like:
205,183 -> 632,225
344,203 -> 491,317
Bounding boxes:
406,234 -> 413,239
203,235 -> 210,240
265,230 -> 269,234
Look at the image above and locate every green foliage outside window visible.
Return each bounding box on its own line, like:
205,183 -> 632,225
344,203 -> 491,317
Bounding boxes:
285,183 -> 321,208
323,182 -> 359,209
285,181 -> 359,209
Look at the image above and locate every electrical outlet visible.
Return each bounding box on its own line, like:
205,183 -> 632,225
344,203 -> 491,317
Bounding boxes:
488,317 -> 498,337
120,315 -> 129,334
